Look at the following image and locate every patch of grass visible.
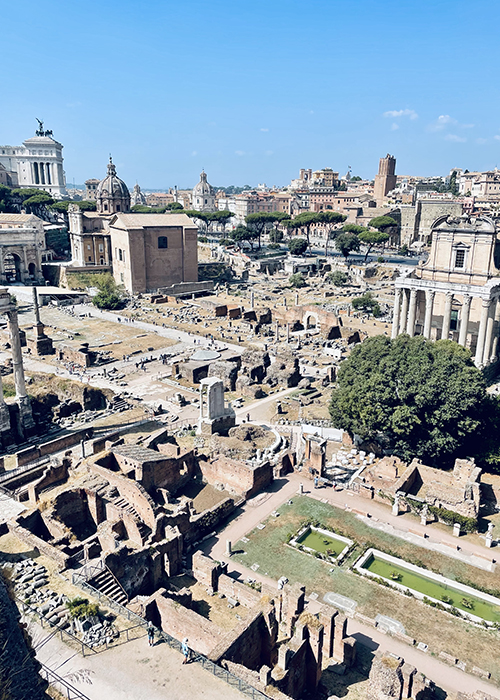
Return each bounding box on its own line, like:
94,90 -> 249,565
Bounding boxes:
232,495 -> 500,684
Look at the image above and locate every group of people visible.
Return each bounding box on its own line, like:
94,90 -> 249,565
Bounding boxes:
147,624 -> 190,664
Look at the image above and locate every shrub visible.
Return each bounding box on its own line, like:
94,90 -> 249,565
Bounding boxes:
327,270 -> 348,286
66,597 -> 100,620
289,273 -> 306,288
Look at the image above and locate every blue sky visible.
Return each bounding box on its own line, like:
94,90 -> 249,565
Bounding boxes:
2,0 -> 500,188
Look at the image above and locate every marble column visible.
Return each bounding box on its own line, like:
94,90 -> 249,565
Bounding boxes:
0,373 -> 11,439
391,289 -> 402,339
491,301 -> 500,362
482,298 -> 497,367
406,289 -> 418,337
458,294 -> 472,347
399,289 -> 409,335
423,290 -> 435,339
7,309 -> 34,431
441,292 -> 453,340
475,298 -> 491,368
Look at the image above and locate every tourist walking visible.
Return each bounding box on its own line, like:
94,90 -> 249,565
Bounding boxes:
181,637 -> 190,664
147,622 -> 154,647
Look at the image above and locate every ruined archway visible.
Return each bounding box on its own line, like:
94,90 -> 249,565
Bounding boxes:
4,253 -> 22,282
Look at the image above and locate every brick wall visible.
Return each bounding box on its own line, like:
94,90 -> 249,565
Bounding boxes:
200,456 -> 272,498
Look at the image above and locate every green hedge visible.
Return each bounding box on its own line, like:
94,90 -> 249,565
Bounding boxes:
428,505 -> 477,533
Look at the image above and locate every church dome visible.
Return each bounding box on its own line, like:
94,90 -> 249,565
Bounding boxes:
193,170 -> 214,196
96,157 -> 130,214
192,170 -> 215,212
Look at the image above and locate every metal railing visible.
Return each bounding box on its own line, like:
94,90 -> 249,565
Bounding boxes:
72,559 -> 105,585
71,578 -> 269,700
0,456 -> 50,484
39,663 -> 92,700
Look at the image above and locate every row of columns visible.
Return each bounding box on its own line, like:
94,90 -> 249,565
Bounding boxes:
392,287 -> 499,368
33,161 -> 52,186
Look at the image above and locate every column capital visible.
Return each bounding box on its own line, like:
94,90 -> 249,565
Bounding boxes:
462,294 -> 472,307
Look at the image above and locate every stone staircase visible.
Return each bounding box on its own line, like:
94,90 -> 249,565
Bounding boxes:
89,567 -> 128,606
111,396 -> 129,412
112,496 -> 152,543
113,495 -> 141,520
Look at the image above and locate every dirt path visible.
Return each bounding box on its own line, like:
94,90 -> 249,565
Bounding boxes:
200,475 -> 500,699
31,618 -> 246,700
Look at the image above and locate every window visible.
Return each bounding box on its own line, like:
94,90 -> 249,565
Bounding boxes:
99,244 -> 104,253
118,249 -> 123,261
450,310 -> 458,331
454,249 -> 465,268
87,244 -> 91,251
158,236 -> 168,249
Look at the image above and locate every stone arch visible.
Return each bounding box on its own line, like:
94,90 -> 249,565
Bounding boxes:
4,253 -> 22,282
303,311 -> 320,330
28,262 -> 36,278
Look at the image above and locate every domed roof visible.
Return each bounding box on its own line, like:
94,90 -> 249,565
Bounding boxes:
97,157 -> 130,200
193,170 -> 214,196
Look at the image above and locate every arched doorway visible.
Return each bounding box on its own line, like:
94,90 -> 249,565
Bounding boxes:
4,253 -> 22,282
28,262 -> 36,278
304,313 -> 319,330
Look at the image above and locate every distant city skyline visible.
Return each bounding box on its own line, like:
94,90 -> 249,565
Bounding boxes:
3,0 -> 500,188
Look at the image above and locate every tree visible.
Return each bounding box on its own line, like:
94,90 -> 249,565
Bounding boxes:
166,201 -> 183,210
289,272 -> 306,288
22,193 -> 54,217
350,175 -> 362,182
327,270 -> 348,286
317,211 -> 346,256
245,212 -> 288,249
92,273 -> 124,310
351,291 -> 381,316
184,210 -> 209,231
335,232 -> 360,260
285,212 -> 321,245
209,210 -> 233,233
230,225 -> 258,250
0,185 -> 17,213
449,170 -> 459,196
288,238 -> 308,256
368,215 -> 398,232
269,229 -> 284,243
342,223 -> 366,235
358,230 -> 390,262
329,334 -> 496,465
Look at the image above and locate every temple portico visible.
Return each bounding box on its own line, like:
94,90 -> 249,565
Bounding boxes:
392,215 -> 500,368
392,279 -> 500,367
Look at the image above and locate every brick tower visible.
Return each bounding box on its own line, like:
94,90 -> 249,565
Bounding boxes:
374,154 -> 397,205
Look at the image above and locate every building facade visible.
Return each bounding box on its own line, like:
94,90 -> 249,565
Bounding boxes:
85,178 -> 100,201
392,214 -> 500,367
192,171 -> 215,212
109,213 -> 198,294
0,122 -> 67,198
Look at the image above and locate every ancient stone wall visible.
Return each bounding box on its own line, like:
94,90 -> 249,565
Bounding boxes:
28,459 -> 69,503
150,589 -> 223,655
200,455 -> 273,498
209,608 -> 275,670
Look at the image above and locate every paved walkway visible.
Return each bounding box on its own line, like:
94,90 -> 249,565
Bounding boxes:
201,474 -> 500,699
30,618 -> 245,700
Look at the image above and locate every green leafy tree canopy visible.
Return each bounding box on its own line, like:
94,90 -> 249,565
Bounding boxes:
351,291 -> 382,317
289,272 -> 306,288
368,215 -> 398,232
335,232 -> 360,259
288,237 -> 308,256
92,273 -> 124,310
329,335 -> 496,465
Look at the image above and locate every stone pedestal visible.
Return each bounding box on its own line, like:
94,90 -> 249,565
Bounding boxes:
226,540 -> 232,556
453,523 -> 461,537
